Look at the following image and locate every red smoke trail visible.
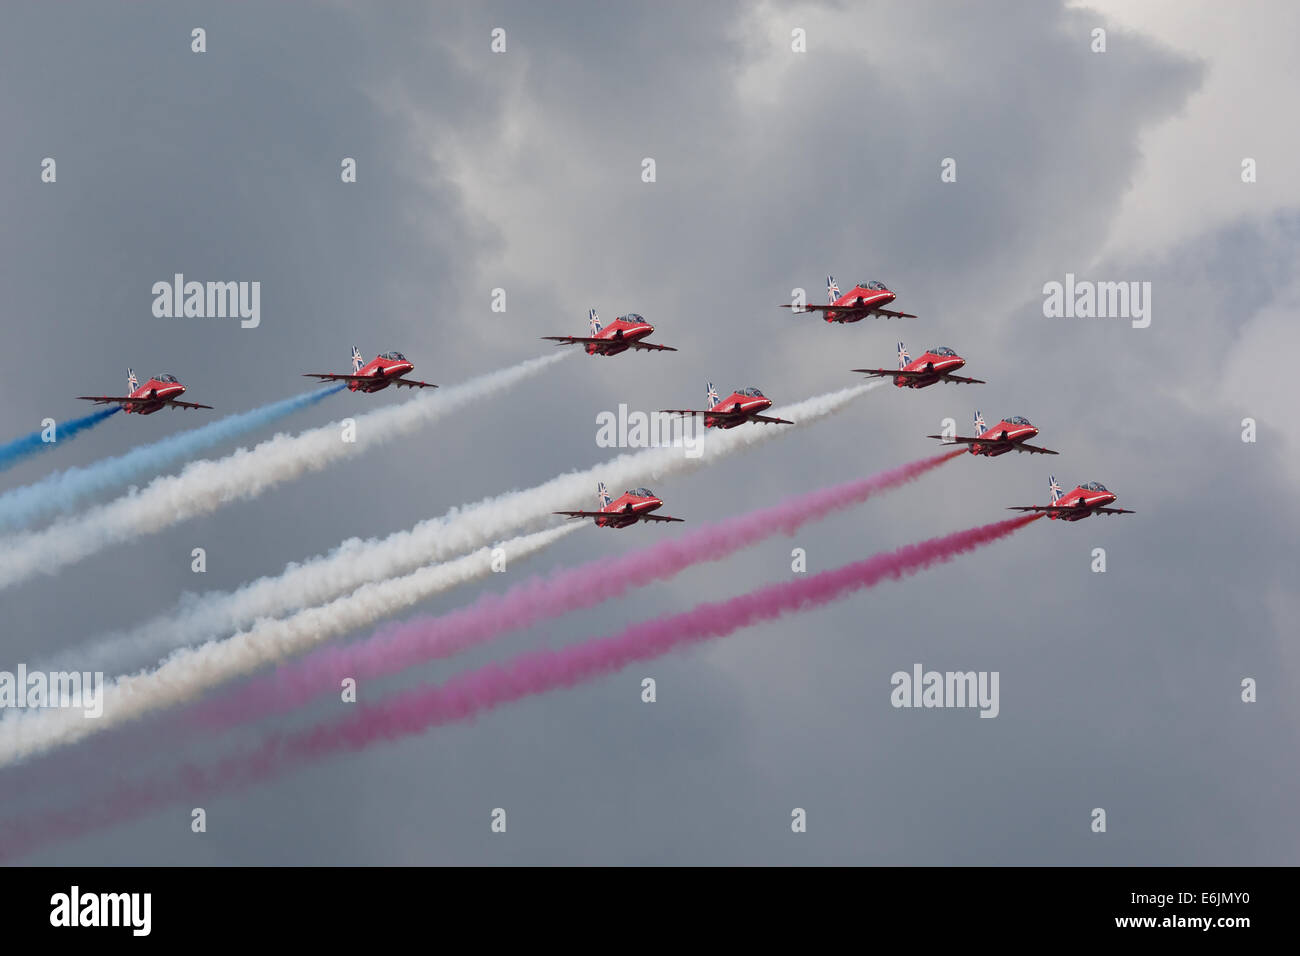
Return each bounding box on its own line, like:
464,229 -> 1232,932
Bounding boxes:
196,449 -> 965,727
0,512 -> 1036,862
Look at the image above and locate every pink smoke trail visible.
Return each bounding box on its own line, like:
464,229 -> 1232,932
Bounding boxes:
0,513 -> 1037,862
196,449 -> 965,728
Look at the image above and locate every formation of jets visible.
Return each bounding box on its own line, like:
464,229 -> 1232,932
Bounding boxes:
67,270 -> 1132,526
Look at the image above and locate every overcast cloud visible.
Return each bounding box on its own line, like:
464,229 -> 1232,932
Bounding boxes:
0,1 -> 1295,864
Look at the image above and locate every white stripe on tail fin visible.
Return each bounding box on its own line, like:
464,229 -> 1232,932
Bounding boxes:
897,342 -> 911,369
597,481 -> 611,508
589,309 -> 602,335
127,368 -> 139,392
351,346 -> 364,373
706,381 -> 720,410
827,275 -> 841,304
974,410 -> 986,434
1049,475 -> 1063,504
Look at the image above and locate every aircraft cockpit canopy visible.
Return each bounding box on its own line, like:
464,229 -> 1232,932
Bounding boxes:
738,387 -> 766,397
1005,416 -> 1033,425
929,347 -> 958,356
156,374 -> 179,383
628,487 -> 655,497
619,313 -> 645,323
861,280 -> 889,291
1081,481 -> 1109,492
379,351 -> 407,361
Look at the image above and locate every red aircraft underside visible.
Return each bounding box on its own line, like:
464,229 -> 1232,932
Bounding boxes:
929,416 -> 1058,457
542,312 -> 677,356
853,347 -> 984,388
77,373 -> 212,415
1008,480 -> 1135,521
782,278 -> 918,323
303,350 -> 437,392
661,386 -> 793,429
554,485 -> 684,528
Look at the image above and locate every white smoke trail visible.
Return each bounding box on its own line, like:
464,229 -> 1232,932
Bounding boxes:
0,354 -> 567,591
3,383 -> 881,764
0,526 -> 580,765
0,385 -> 342,533
63,381 -> 884,676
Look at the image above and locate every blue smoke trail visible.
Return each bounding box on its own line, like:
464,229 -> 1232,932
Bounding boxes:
0,407 -> 121,475
0,385 -> 344,531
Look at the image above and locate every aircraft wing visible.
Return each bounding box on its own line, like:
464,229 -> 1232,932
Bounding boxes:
1006,505 -> 1063,514
937,373 -> 986,384
784,304 -> 917,319
628,341 -> 678,352
392,377 -> 438,389
75,395 -> 138,406
553,510 -> 603,519
927,434 -> 979,445
541,335 -> 611,346
639,513 -> 684,523
168,400 -> 214,410
302,372 -> 373,383
850,367 -> 896,378
661,408 -> 792,425
1093,506 -> 1136,515
1015,442 -> 1059,456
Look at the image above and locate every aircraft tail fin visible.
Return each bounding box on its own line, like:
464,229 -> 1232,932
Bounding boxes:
706,381 -> 720,410
974,410 -> 986,434
351,346 -> 364,373
827,275 -> 841,304
1049,475 -> 1063,504
597,481 -> 611,508
127,368 -> 139,392
589,309 -> 602,336
897,342 -> 911,369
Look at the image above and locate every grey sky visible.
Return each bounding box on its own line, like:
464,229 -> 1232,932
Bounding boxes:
0,1 -> 1295,864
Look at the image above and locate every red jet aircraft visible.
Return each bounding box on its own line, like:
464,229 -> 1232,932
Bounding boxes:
782,276 -> 918,323
542,309 -> 677,356
929,411 -> 1058,457
854,342 -> 985,388
77,369 -> 213,415
554,482 -> 685,528
1008,476 -> 1135,521
303,347 -> 436,392
661,382 -> 793,429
